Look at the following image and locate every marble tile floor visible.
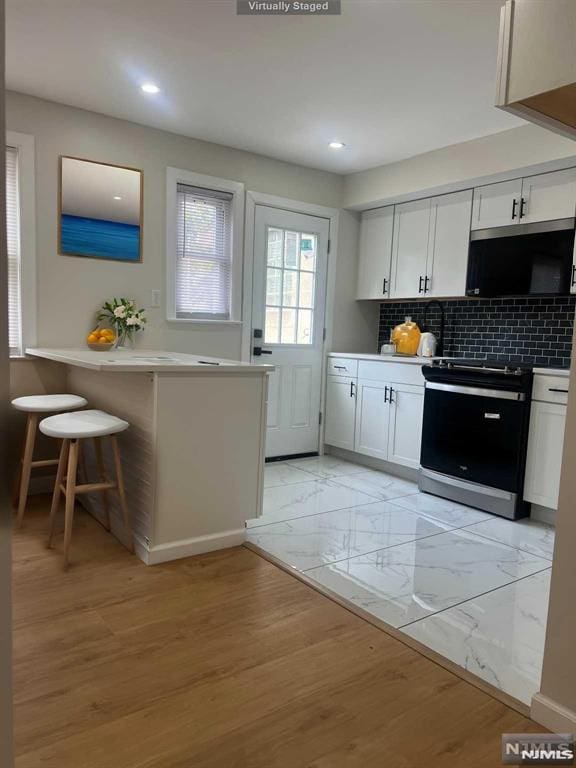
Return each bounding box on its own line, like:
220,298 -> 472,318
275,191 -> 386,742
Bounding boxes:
246,456 -> 554,706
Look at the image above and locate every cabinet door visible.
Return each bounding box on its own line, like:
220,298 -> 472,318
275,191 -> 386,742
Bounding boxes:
354,380 -> 390,460
387,383 -> 424,469
357,206 -> 394,300
521,168 -> 576,224
426,190 -> 473,298
390,199 -> 431,299
471,179 -> 522,230
324,375 -> 357,451
524,401 -> 567,509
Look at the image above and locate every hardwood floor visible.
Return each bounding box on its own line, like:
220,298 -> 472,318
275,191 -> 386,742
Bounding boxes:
13,497 -> 539,767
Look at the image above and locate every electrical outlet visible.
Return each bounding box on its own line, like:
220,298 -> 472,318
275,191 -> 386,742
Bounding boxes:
151,289 -> 161,308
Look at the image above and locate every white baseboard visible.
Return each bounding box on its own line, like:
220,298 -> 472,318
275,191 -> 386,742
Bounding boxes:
140,528 -> 246,565
530,504 -> 557,526
531,692 -> 576,732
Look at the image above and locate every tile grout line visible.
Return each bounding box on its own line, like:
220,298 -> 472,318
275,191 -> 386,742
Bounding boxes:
395,566 -> 553,631
450,522 -> 555,563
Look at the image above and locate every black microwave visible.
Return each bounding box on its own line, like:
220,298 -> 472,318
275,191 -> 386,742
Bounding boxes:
466,219 -> 576,298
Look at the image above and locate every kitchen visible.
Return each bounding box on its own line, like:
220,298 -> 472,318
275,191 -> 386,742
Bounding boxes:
5,0 -> 576,763
247,164 -> 576,708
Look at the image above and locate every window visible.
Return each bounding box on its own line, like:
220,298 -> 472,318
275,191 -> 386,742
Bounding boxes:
5,131 -> 35,358
264,227 -> 317,344
176,185 -> 233,320
6,146 -> 21,355
167,168 -> 244,323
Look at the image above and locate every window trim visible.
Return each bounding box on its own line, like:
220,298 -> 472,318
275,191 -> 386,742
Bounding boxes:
6,131 -> 36,358
166,167 -> 244,324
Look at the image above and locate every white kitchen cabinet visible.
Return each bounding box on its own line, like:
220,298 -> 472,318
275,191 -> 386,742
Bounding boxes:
426,190 -> 473,298
524,400 -> 567,509
521,168 -> 576,224
324,375 -> 357,451
354,380 -> 390,460
387,383 -> 425,469
471,179 -> 523,230
390,198 -> 431,299
356,206 -> 394,300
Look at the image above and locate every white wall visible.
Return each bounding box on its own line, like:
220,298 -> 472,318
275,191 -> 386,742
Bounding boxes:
344,123 -> 576,210
7,91 -> 372,360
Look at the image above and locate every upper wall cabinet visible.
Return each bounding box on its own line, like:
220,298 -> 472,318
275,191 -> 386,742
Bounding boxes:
472,168 -> 576,230
356,206 -> 394,300
390,190 -> 472,300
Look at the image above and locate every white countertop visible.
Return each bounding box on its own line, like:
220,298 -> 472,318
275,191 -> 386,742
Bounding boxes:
329,353 -> 571,378
26,348 -> 274,374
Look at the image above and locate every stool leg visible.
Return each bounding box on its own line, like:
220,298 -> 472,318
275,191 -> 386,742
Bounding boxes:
63,439 -> 79,571
111,436 -> 133,553
93,437 -> 111,531
48,439 -> 69,548
16,413 -> 38,528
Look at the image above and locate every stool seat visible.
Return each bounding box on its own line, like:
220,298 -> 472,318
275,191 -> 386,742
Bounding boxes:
12,394 -> 88,413
40,409 -> 129,439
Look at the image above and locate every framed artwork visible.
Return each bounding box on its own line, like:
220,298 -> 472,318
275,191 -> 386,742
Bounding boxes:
59,156 -> 143,262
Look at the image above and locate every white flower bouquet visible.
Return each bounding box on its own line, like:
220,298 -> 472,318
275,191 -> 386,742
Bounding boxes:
97,297 -> 147,349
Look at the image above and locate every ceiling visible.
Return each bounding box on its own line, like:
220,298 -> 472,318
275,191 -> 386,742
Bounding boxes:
6,0 -> 524,174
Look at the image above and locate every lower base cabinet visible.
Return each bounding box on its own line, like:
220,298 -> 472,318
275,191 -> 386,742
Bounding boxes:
324,375 -> 357,451
524,400 -> 567,509
386,383 -> 425,469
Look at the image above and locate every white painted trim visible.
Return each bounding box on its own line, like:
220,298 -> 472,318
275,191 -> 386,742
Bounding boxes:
138,528 -> 246,565
6,131 -> 36,356
531,692 -> 576,733
165,167 -> 245,324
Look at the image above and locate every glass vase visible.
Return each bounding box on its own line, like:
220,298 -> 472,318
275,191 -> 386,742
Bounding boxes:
115,328 -> 134,350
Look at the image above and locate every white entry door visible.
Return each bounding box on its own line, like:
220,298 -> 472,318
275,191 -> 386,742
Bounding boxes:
251,205 -> 330,458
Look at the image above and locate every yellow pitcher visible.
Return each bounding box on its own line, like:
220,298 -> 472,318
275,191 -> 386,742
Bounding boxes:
392,316 -> 421,356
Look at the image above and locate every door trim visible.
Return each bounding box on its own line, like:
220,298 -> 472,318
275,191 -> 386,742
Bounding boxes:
242,191 -> 340,455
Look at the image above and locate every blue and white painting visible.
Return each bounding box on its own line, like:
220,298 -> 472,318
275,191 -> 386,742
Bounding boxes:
60,157 -> 142,262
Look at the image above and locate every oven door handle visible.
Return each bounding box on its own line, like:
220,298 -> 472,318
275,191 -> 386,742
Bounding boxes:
425,381 -> 526,401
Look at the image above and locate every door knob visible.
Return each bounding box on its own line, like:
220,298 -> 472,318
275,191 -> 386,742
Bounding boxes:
253,346 -> 273,356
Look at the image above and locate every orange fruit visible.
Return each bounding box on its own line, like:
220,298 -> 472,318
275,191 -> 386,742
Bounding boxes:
87,333 -> 98,344
98,337 -> 109,344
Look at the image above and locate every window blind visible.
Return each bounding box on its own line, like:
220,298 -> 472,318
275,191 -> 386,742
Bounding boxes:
6,146 -> 22,355
176,183 -> 233,320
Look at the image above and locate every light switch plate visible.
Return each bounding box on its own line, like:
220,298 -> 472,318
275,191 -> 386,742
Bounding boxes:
151,289 -> 161,308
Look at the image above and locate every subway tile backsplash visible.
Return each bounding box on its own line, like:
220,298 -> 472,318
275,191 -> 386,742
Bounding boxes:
378,297 -> 576,368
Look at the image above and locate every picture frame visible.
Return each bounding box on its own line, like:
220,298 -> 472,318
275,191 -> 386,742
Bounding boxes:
59,156 -> 143,262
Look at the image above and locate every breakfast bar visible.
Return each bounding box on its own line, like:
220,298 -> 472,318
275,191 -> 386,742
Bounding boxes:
25,348 -> 272,564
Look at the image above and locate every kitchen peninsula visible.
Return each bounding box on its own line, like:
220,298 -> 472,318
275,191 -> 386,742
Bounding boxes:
26,348 -> 273,564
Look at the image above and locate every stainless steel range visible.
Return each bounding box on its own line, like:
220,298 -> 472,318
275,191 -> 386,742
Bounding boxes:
419,358 -> 533,520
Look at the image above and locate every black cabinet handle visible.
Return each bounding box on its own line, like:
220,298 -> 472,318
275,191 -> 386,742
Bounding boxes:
424,276 -> 430,293
418,276 -> 424,294
571,264 -> 576,288
519,197 -> 527,219
384,386 -> 388,403
549,388 -> 569,394
253,347 -> 272,356
389,387 -> 395,404
511,198 -> 518,220
350,381 -> 356,398
382,277 -> 388,295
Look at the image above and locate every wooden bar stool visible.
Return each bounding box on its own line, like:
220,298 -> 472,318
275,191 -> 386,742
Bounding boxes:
12,394 -> 88,527
39,409 -> 133,569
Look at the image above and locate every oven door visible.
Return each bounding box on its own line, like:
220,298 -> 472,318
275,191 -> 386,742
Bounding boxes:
420,382 -> 528,492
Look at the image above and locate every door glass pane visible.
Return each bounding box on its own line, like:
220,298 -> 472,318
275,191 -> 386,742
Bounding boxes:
266,268 -> 282,306
297,309 -> 313,344
265,307 -> 280,344
281,309 -> 297,343
284,231 -> 299,268
267,228 -> 283,266
298,272 -> 314,309
263,226 -> 318,346
300,234 -> 316,272
282,271 -> 299,307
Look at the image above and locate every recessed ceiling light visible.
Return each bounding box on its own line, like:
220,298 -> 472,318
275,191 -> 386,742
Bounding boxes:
141,83 -> 160,94
329,141 -> 345,149
113,195 -> 123,201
